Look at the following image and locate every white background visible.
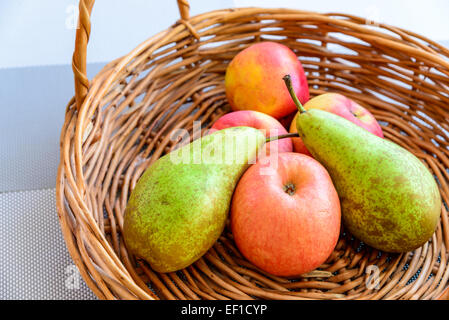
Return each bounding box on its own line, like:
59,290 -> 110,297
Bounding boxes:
1,0 -> 448,69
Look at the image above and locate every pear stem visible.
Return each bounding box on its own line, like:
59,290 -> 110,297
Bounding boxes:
265,132 -> 299,143
283,75 -> 306,114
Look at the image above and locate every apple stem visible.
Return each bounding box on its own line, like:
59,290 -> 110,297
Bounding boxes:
283,75 -> 306,114
265,132 -> 299,143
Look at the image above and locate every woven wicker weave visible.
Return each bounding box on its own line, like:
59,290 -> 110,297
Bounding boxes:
56,0 -> 449,300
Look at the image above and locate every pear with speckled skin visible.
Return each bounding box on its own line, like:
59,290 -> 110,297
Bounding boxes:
123,127 -> 266,272
283,75 -> 441,253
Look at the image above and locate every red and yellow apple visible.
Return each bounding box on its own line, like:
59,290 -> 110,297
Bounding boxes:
231,153 -> 341,277
211,110 -> 292,156
289,93 -> 384,155
225,42 -> 310,119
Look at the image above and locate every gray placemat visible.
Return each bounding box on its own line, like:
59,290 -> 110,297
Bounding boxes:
0,188 -> 97,300
0,63 -> 104,193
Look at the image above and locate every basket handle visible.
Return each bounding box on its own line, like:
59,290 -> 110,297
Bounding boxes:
72,0 -> 191,110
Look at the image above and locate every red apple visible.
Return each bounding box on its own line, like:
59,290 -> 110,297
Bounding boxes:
211,110 -> 292,156
289,93 -> 384,155
225,42 -> 310,119
231,153 -> 341,277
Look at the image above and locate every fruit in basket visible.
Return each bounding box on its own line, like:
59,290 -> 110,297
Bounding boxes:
211,110 -> 293,156
283,75 -> 441,253
123,127 -> 266,272
289,93 -> 384,155
225,42 -> 309,119
231,153 -> 341,277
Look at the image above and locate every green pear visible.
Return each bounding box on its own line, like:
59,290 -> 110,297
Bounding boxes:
123,127 -> 266,272
283,75 -> 441,253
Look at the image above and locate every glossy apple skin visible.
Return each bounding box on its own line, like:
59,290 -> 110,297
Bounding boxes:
289,93 -> 384,155
231,153 -> 341,277
225,42 -> 310,119
211,111 -> 292,156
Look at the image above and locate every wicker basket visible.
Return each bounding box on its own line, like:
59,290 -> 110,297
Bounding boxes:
57,0 -> 449,300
